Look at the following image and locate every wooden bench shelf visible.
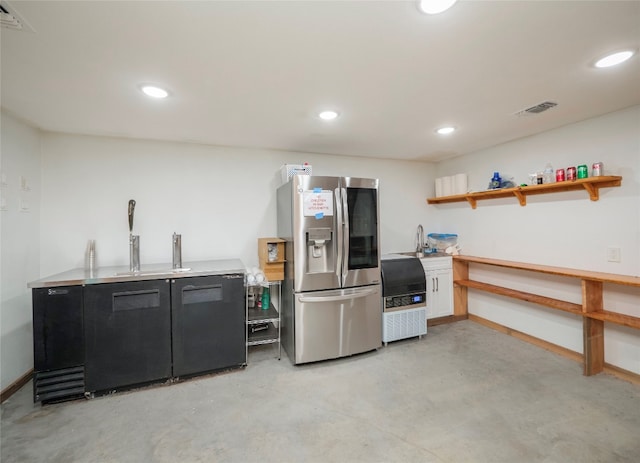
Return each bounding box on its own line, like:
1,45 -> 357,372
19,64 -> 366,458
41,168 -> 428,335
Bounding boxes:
585,311 -> 640,330
427,176 -> 622,209
452,255 -> 640,378
455,279 -> 583,316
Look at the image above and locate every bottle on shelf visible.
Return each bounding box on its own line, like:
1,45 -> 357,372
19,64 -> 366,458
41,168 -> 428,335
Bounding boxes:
490,172 -> 501,189
543,163 -> 554,184
261,285 -> 270,310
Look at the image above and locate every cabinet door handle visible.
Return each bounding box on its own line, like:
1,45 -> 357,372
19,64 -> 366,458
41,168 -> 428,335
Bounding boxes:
298,288 -> 377,303
432,278 -> 435,292
182,284 -> 223,305
436,277 -> 439,292
47,288 -> 69,296
112,289 -> 160,311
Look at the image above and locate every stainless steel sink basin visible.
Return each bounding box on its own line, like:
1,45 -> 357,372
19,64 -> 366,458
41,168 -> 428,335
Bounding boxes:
172,267 -> 192,273
114,270 -> 169,277
114,268 -> 192,277
396,251 -> 450,258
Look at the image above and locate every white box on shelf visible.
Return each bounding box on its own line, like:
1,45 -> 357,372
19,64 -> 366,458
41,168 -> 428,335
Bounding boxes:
280,164 -> 312,184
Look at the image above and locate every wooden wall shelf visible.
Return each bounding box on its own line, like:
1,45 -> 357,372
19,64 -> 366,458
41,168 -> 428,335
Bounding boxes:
452,255 -> 640,377
427,176 -> 622,209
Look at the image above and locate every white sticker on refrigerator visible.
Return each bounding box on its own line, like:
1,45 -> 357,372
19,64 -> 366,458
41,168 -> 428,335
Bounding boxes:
303,191 -> 333,217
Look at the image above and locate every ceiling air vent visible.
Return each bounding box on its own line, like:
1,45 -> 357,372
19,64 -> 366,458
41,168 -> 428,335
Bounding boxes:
515,101 -> 558,117
0,1 -> 33,32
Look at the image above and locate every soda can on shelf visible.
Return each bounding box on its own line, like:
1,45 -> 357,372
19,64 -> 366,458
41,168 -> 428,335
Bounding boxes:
555,168 -> 566,182
577,164 -> 589,179
567,166 -> 577,181
592,162 -> 603,177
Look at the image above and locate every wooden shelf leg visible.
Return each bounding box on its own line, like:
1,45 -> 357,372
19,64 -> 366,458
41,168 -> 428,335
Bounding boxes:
513,190 -> 527,206
582,280 -> 604,376
453,260 -> 469,316
582,183 -> 599,201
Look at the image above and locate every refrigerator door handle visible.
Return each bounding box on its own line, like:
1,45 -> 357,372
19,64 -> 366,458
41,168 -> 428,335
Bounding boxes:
340,187 -> 349,287
335,187 -> 344,281
298,288 -> 378,303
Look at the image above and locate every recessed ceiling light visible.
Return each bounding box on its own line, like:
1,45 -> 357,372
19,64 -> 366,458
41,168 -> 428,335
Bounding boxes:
436,126 -> 456,135
594,50 -> 635,68
318,110 -> 339,120
418,0 -> 458,15
141,85 -> 169,99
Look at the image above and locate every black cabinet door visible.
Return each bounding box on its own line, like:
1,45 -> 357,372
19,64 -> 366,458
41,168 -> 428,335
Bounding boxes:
84,280 -> 171,392
33,286 -> 84,372
171,274 -> 245,377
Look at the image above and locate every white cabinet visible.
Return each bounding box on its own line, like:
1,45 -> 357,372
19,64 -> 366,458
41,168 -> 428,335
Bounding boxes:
420,256 -> 453,320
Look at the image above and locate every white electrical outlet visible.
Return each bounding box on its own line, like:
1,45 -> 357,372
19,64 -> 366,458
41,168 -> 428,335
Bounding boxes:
20,175 -> 30,191
606,246 -> 621,263
19,198 -> 30,212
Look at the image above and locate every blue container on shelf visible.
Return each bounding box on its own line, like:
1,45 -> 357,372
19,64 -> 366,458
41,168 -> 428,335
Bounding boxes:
427,233 -> 458,252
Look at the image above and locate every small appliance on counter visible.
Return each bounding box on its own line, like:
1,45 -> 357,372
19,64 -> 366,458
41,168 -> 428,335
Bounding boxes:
380,254 -> 427,345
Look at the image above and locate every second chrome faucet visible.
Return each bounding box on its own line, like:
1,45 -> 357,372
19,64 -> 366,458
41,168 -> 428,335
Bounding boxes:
172,232 -> 182,269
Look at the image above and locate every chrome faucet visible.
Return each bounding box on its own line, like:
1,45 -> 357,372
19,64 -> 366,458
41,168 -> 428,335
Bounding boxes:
172,232 -> 182,269
416,224 -> 425,256
128,199 -> 140,272
129,234 -> 140,272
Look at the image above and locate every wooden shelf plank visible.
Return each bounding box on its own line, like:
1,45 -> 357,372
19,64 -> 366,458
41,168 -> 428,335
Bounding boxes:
455,279 -> 583,315
453,255 -> 640,287
427,175 -> 622,208
585,311 -> 640,330
455,278 -> 640,329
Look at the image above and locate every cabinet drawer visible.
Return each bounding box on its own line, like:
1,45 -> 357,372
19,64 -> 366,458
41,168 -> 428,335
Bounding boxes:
420,256 -> 452,270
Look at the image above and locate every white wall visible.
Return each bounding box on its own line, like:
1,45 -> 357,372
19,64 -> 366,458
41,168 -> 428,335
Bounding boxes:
39,133 -> 435,276
434,105 -> 640,374
0,111 -> 41,391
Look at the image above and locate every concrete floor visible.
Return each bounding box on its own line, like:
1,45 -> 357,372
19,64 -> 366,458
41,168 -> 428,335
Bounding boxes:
2,320 -> 639,462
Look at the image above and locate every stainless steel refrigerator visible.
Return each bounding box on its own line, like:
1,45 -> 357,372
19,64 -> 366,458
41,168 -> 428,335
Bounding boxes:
277,175 -> 382,364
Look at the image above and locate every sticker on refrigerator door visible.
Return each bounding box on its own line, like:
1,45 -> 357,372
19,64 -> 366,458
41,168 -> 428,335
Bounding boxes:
303,190 -> 333,217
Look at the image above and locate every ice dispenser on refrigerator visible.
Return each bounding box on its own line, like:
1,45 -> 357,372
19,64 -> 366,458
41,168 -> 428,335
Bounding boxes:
306,227 -> 333,273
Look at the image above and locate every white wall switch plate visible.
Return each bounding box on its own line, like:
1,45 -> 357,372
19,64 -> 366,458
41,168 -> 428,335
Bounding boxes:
606,246 -> 621,263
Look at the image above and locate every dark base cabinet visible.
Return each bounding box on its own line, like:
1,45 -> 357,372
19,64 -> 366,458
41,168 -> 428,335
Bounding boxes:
83,280 -> 172,393
32,270 -> 246,403
171,275 -> 246,377
32,286 -> 85,403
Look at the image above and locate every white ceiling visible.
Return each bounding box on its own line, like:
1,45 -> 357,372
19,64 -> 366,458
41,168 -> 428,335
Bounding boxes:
1,0 -> 639,162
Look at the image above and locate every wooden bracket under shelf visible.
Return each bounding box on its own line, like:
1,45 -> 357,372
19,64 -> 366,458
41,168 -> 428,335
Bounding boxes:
427,176 -> 622,209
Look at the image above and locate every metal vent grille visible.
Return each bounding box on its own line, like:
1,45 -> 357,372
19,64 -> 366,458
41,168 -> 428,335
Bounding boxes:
382,306 -> 427,343
515,101 -> 558,116
34,366 -> 85,403
0,1 -> 33,31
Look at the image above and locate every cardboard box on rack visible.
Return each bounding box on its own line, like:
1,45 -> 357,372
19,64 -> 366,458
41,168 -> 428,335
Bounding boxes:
258,237 -> 285,281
